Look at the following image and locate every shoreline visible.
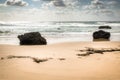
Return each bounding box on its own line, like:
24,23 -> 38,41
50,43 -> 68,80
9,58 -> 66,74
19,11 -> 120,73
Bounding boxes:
0,41 -> 120,45
0,32 -> 120,45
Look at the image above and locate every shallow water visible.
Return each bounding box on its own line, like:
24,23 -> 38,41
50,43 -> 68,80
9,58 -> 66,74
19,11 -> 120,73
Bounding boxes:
0,21 -> 120,45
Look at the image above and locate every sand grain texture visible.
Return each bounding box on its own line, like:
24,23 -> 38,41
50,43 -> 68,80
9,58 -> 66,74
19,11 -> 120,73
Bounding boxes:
0,42 -> 120,80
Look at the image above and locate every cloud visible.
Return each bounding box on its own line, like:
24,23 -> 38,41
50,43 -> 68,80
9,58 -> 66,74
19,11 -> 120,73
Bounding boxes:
42,0 -> 54,1
53,0 -> 66,7
107,1 -> 117,5
41,0 -> 81,10
64,0 -> 81,9
82,0 -> 115,15
41,0 -> 66,8
41,1 -> 53,9
0,0 -> 119,21
107,1 -> 118,8
83,0 -> 105,10
5,0 -> 28,7
40,0 -> 82,16
32,0 -> 40,1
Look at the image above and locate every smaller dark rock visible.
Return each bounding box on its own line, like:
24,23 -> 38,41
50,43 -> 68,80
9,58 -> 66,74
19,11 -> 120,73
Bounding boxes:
0,31 -> 4,33
7,55 -> 16,59
15,56 -> 31,58
93,30 -> 110,41
57,28 -> 61,30
1,57 -> 4,60
99,26 -> 111,29
86,51 -> 94,54
114,48 -> 120,51
76,53 -> 90,56
79,50 -> 84,52
7,55 -> 31,59
32,58 -> 48,63
94,50 -> 104,54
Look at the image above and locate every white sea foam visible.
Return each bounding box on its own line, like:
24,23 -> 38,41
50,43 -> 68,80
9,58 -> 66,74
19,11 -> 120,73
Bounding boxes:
0,21 -> 120,45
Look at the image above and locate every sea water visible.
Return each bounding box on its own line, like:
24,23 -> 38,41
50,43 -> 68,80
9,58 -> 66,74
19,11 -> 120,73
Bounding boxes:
0,21 -> 120,45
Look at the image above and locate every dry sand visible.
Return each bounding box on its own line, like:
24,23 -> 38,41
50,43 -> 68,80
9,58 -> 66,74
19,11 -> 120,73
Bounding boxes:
0,41 -> 120,80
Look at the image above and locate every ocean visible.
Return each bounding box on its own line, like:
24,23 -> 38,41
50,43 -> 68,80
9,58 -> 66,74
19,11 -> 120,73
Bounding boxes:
0,21 -> 120,45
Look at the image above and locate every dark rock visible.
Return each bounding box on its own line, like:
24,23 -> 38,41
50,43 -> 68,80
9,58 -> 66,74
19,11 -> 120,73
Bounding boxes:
99,26 -> 111,29
18,32 -> 47,45
76,53 -> 90,56
0,31 -> 3,33
7,55 -> 31,59
32,58 -> 48,63
7,55 -> 16,59
86,51 -> 94,54
93,30 -> 110,40
57,28 -> 61,30
1,57 -> 4,60
77,47 -> 120,57
94,50 -> 104,54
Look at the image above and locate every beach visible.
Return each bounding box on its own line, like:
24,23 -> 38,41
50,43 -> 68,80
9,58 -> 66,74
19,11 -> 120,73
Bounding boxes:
0,41 -> 120,80
0,0 -> 120,79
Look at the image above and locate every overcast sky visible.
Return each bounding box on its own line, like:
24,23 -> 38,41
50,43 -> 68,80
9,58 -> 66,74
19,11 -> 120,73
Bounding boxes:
0,0 -> 120,21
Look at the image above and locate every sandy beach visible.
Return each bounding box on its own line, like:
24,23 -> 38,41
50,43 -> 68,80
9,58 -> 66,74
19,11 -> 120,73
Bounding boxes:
0,0 -> 120,79
0,41 -> 120,80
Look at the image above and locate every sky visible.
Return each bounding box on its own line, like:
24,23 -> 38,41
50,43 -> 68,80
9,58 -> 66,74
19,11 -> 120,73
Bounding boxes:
0,0 -> 120,21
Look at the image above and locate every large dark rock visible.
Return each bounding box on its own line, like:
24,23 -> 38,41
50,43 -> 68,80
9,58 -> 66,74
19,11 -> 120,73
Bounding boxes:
93,30 -> 110,41
99,26 -> 111,29
18,32 -> 47,45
